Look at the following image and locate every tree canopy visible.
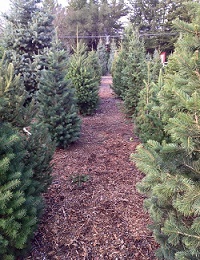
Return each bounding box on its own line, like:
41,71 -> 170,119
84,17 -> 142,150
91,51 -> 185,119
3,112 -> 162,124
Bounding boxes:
55,0 -> 128,49
129,0 -> 193,53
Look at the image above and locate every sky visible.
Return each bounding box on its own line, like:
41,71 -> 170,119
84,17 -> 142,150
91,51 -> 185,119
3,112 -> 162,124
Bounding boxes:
0,0 -> 68,13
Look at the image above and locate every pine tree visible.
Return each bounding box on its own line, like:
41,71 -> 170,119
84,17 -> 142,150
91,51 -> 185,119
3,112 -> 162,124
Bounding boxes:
37,40 -> 81,149
2,0 -> 54,97
131,2 -> 200,259
67,43 -> 99,115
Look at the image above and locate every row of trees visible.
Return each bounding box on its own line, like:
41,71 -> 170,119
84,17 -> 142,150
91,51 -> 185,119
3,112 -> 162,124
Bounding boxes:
112,1 -> 200,259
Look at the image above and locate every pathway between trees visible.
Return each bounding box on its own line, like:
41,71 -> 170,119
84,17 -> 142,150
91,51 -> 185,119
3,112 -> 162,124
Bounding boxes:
27,76 -> 158,259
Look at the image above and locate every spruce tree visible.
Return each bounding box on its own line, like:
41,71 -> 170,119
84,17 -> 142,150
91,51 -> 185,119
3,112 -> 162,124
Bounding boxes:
132,2 -> 200,259
67,43 -> 99,115
37,41 -> 81,149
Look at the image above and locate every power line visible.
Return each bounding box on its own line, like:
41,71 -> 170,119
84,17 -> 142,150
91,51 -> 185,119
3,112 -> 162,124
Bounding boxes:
60,32 -> 178,39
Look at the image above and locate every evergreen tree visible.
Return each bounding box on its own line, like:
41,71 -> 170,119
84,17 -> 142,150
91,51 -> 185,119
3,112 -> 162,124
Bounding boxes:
97,39 -> 108,76
58,0 -> 128,50
2,0 -> 54,96
123,27 -> 147,116
87,50 -> 101,84
37,40 -> 81,149
129,0 -> 192,53
107,39 -> 117,74
67,43 -> 99,115
0,62 -> 54,258
111,26 -> 138,100
0,58 -> 35,128
135,51 -> 165,143
111,45 -> 128,99
132,2 -> 200,259
0,123 -> 36,259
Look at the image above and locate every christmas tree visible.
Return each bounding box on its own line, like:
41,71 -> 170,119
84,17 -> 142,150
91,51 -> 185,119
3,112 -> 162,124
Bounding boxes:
0,61 -> 54,258
111,44 -> 129,99
122,27 -> 147,116
132,2 -> 200,259
0,123 -> 36,259
97,39 -> 108,76
2,0 -> 54,97
107,39 -> 117,74
135,51 -> 165,143
37,40 -> 81,149
67,42 -> 100,115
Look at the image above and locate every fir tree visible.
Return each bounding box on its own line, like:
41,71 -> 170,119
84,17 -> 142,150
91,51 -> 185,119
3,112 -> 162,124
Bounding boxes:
111,44 -> 128,99
2,0 -> 54,97
122,27 -> 147,116
97,39 -> 108,76
135,51 -> 165,143
0,58 -> 55,259
0,123 -> 36,259
0,58 -> 35,128
132,2 -> 200,259
37,41 -> 81,149
87,50 -> 101,85
107,39 -> 117,74
67,43 -> 99,115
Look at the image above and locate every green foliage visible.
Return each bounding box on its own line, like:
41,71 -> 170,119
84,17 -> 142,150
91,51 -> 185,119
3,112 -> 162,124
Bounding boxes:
129,0 -> 192,53
122,27 -> 147,116
67,43 -> 99,115
0,59 -> 35,127
97,39 -> 108,75
0,123 -> 38,259
57,0 -> 128,49
135,52 -> 165,143
132,2 -> 200,259
0,5 -> 55,256
107,39 -> 117,74
112,26 -> 147,116
87,50 -> 101,84
111,45 -> 128,99
71,173 -> 90,187
2,0 -> 54,96
37,41 -> 81,149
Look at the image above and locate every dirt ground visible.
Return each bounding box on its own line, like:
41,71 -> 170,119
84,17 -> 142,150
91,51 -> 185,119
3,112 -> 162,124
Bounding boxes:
26,76 -> 158,260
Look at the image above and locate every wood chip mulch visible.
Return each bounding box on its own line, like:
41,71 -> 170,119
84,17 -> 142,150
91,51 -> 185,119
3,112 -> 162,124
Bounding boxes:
26,75 -> 158,260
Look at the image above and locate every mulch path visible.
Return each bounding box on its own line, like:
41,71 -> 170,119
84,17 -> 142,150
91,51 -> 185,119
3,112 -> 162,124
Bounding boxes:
26,76 -> 158,259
